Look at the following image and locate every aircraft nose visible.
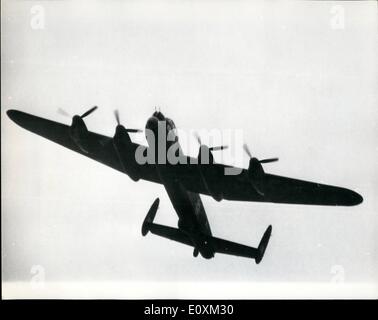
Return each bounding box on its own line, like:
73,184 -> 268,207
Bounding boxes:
153,111 -> 165,120
146,117 -> 158,131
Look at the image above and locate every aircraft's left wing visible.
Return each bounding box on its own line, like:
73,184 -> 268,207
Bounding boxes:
181,162 -> 363,206
7,109 -> 161,183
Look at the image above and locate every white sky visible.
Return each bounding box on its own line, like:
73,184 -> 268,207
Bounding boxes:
1,0 -> 377,298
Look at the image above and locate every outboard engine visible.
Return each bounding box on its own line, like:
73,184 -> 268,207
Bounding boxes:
247,157 -> 266,196
66,106 -> 98,153
243,144 -> 279,196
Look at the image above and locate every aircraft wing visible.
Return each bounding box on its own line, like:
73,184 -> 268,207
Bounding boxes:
7,109 -> 161,183
7,109 -> 362,207
179,162 -> 363,206
210,170 -> 363,206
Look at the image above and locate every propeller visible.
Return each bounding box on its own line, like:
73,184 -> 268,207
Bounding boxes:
243,143 -> 278,196
114,109 -> 121,125
194,132 -> 228,151
58,106 -> 98,119
57,108 -> 71,118
81,106 -> 98,118
243,144 -> 278,163
114,109 -> 142,133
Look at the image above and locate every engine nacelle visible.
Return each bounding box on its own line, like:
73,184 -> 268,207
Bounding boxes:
197,147 -> 223,202
69,115 -> 91,153
247,157 -> 266,196
248,157 -> 265,179
113,125 -> 140,182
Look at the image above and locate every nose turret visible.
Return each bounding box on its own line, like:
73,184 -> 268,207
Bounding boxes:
145,110 -> 180,160
153,111 -> 165,120
145,111 -> 167,138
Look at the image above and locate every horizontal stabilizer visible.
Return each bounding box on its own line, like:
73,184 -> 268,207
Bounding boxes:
143,223 -> 193,247
142,219 -> 272,263
209,225 -> 272,263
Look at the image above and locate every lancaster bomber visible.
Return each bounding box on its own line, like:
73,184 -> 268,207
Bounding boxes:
7,107 -> 363,263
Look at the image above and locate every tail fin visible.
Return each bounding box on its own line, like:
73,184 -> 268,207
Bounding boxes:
255,225 -> 272,264
141,198 -> 159,236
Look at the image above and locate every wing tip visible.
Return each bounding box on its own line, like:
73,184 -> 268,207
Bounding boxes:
7,109 -> 28,127
348,191 -> 363,206
7,109 -> 19,120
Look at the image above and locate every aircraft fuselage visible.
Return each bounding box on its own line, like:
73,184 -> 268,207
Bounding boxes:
146,111 -> 215,259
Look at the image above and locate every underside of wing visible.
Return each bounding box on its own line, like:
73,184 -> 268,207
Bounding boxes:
181,162 -> 363,206
218,171 -> 363,206
260,173 -> 363,206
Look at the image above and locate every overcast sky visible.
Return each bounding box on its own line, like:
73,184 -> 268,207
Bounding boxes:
2,0 -> 377,298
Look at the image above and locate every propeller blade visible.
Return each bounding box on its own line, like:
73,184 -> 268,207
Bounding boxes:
243,143 -> 252,158
113,109 -> 142,132
57,108 -> 71,118
259,158 -> 279,164
251,182 -> 265,196
209,145 -> 229,151
194,132 -> 202,145
114,110 -> 120,125
81,106 -> 98,118
195,133 -> 228,152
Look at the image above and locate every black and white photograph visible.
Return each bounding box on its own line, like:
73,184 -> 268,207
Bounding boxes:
1,0 -> 377,300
